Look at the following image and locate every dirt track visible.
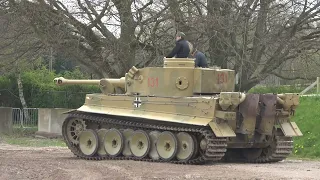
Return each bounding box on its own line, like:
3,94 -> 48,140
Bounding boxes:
0,143 -> 319,180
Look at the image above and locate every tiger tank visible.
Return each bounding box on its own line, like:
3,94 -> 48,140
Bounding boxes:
53,57 -> 303,164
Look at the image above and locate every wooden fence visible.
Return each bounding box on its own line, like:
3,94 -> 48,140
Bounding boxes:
300,77 -> 320,95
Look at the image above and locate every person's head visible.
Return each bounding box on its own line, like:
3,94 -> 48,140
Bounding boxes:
176,31 -> 186,41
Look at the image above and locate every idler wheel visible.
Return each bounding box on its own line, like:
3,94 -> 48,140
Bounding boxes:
103,128 -> 124,157
176,132 -> 195,161
148,131 -> 161,160
156,131 -> 178,161
129,130 -> 151,158
78,129 -> 99,156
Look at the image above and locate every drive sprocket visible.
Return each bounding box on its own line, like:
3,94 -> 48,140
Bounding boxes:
65,118 -> 87,144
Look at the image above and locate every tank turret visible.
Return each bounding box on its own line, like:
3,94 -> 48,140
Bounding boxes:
123,58 -> 235,96
54,57 -> 302,165
55,58 -> 235,96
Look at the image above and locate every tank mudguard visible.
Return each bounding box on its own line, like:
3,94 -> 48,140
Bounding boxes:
208,120 -> 236,137
279,121 -> 303,136
62,109 -> 78,114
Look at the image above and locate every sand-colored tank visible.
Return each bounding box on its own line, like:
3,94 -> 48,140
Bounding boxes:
54,58 -> 302,164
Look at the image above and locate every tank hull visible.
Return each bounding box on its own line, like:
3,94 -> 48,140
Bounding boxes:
77,93 -> 223,126
61,93 -> 302,164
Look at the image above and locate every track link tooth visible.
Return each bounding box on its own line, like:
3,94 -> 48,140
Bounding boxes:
207,149 -> 227,153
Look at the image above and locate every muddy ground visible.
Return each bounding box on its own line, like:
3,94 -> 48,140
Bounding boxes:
0,143 -> 319,180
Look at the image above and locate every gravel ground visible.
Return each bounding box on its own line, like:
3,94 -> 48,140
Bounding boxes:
0,143 -> 319,180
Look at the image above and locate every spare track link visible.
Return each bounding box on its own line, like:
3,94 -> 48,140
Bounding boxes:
246,136 -> 294,163
62,112 -> 228,165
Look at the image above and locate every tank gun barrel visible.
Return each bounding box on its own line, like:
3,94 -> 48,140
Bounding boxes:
54,76 -> 126,94
101,78 -> 125,89
54,77 -> 100,86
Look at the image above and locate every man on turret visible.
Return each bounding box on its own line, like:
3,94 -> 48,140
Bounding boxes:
166,32 -> 190,58
191,48 -> 208,68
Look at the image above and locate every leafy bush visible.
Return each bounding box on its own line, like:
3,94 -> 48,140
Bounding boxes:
0,67 -> 100,108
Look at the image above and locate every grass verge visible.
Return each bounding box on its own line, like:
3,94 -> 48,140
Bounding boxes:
291,96 -> 320,159
0,126 -> 66,147
1,136 -> 66,147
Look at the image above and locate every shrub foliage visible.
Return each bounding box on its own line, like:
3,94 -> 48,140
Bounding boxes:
0,67 -> 100,108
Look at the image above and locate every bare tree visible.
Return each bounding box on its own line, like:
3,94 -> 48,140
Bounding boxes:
0,6 -> 44,73
171,0 -> 320,90
205,0 -> 320,90
1,0 -> 319,91
2,0 -> 174,77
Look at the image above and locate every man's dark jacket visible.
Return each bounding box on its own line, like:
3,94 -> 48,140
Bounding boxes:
194,51 -> 208,68
166,39 -> 190,58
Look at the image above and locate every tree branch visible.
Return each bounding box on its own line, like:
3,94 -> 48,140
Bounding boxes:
270,72 -> 316,80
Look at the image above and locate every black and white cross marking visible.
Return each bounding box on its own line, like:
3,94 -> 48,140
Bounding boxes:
133,96 -> 142,108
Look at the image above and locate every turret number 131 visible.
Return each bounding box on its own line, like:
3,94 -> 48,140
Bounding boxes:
148,77 -> 159,87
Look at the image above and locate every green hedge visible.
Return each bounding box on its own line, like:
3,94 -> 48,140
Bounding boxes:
0,67 -> 100,108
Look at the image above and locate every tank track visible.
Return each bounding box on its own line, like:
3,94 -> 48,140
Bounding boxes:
246,136 -> 294,163
62,111 -> 228,165
223,136 -> 293,163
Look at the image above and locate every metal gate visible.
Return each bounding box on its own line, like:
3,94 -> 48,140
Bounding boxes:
12,108 -> 38,128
